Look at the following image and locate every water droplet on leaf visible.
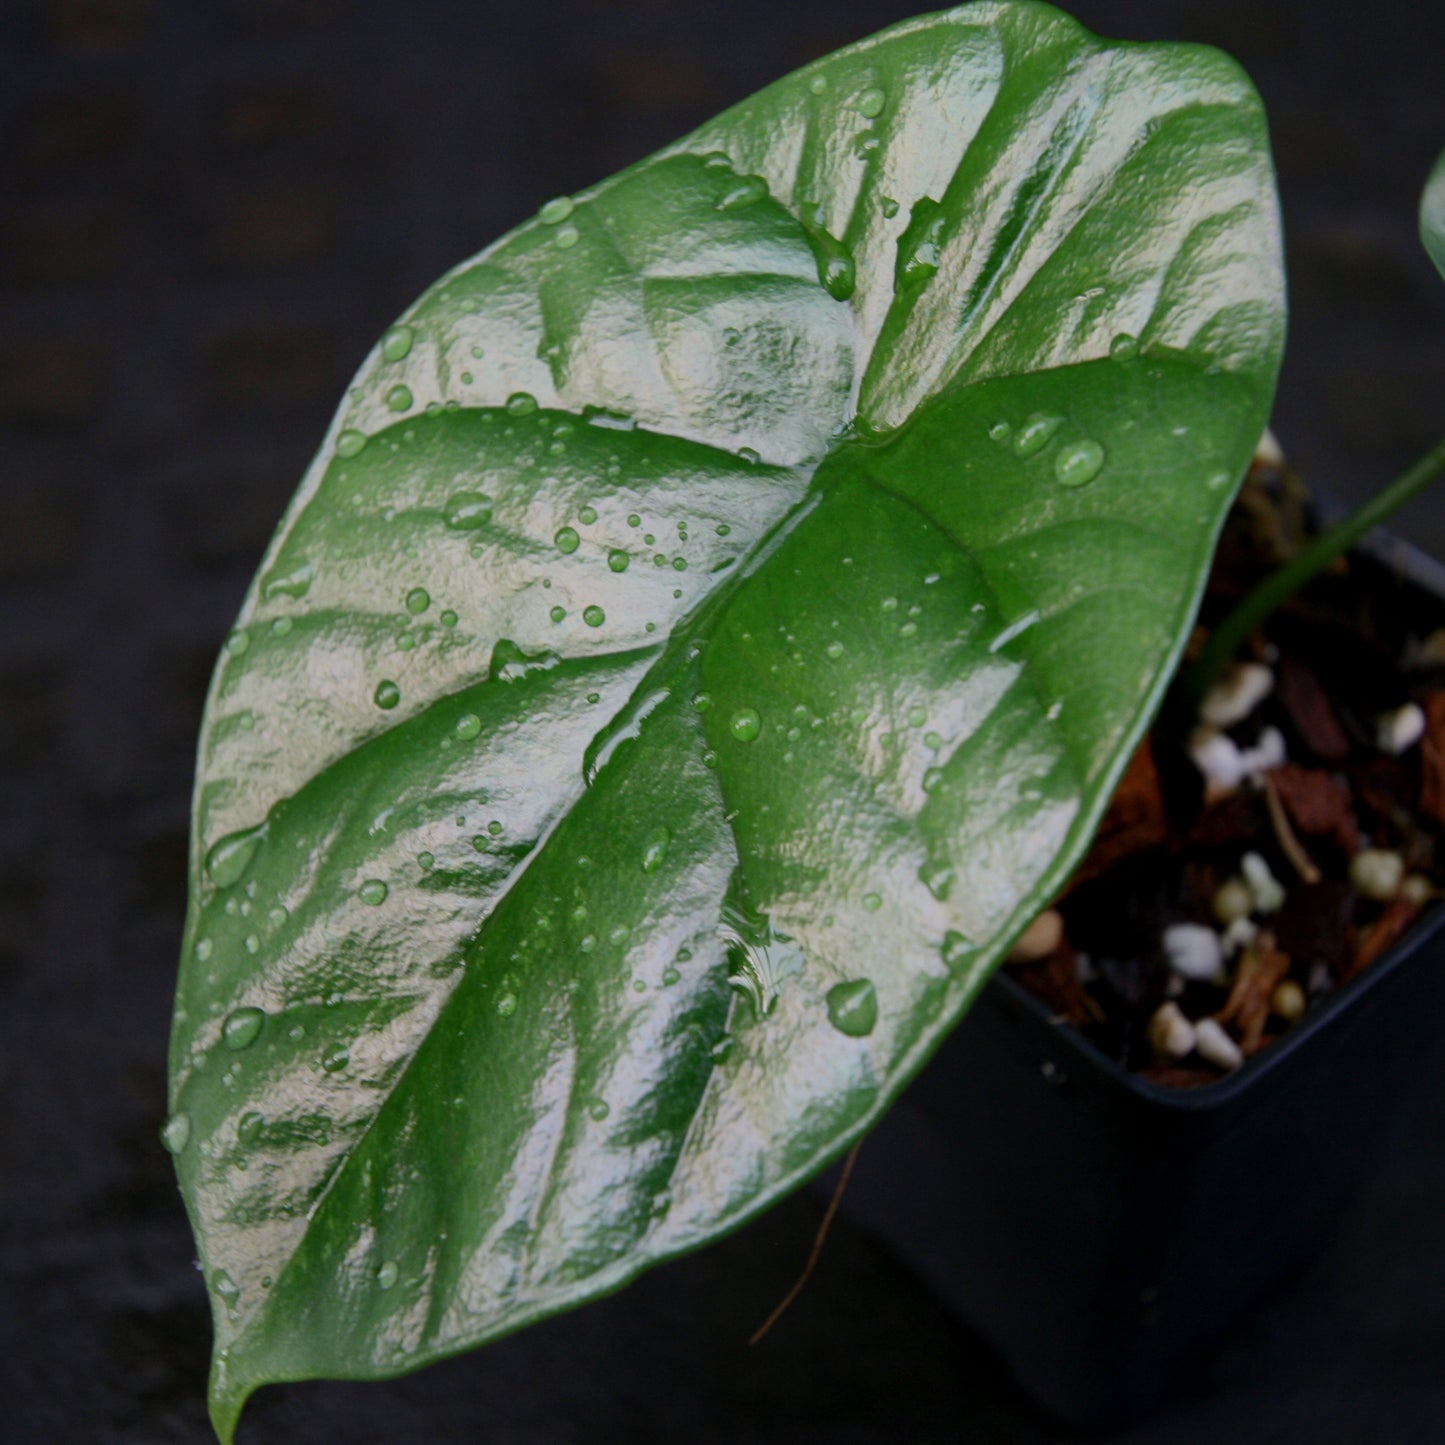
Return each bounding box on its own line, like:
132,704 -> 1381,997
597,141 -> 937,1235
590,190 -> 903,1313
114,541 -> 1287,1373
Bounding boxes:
827,978 -> 878,1036
717,174 -> 770,211
895,196 -> 947,291
445,492 -> 493,529
264,559 -> 312,600
1054,439 -> 1105,488
921,861 -> 954,900
490,638 -> 562,682
213,1270 -> 241,1310
223,1007 -> 265,1051
729,708 -> 761,742
1013,413 -> 1062,458
358,878 -> 389,905
941,930 -> 974,972
206,826 -> 265,888
798,201 -> 856,300
641,826 -> 670,873
380,324 -> 414,362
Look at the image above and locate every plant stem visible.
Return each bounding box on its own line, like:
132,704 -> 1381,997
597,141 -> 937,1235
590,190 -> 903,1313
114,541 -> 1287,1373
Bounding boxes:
1184,435 -> 1445,708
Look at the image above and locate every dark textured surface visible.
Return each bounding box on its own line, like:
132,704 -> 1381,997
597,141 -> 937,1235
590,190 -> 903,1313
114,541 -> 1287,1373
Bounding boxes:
1,2 -> 1442,1441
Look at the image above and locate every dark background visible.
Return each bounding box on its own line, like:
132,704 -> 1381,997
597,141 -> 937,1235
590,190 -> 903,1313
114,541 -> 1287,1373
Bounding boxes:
2,1 -> 1444,1440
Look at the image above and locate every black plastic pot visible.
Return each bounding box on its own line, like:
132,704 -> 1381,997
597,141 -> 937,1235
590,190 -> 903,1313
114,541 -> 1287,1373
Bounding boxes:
837,533 -> 1445,1430
840,908 -> 1445,1428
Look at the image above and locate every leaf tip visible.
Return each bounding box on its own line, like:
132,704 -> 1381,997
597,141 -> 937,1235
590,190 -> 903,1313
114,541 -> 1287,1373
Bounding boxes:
208,1365 -> 252,1445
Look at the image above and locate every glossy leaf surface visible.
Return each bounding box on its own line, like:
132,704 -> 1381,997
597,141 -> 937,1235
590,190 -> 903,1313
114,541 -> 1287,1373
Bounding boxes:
1424,145 -> 1445,282
169,5 -> 1283,1437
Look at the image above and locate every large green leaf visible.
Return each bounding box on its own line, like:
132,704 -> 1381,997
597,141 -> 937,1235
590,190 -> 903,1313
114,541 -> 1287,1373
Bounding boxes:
1424,145 -> 1445,282
168,4 -> 1284,1437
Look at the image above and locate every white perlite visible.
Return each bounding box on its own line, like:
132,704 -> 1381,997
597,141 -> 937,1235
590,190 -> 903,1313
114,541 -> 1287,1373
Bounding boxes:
1162,923 -> 1224,981
1188,725 -> 1287,793
1212,877 -> 1255,925
1375,702 -> 1426,755
1403,873 -> 1435,906
1148,1001 -> 1197,1059
1200,662 -> 1274,729
1349,848 -> 1404,901
1272,979 -> 1307,1021
1007,908 -> 1064,962
1195,1017 -> 1245,1071
1189,727 -> 1246,791
1220,917 -> 1260,958
1242,851 -> 1286,914
1254,427 -> 1285,467
1239,725 -> 1287,776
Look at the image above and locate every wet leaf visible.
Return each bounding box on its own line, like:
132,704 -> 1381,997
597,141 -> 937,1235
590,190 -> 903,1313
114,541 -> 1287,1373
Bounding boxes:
169,5 -> 1283,1437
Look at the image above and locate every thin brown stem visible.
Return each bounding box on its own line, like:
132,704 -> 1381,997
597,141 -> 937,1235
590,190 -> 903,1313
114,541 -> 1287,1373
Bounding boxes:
749,1141 -> 861,1346
1262,774 -> 1321,884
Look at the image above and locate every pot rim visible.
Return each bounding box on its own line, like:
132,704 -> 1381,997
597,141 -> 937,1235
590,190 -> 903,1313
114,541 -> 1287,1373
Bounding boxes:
994,897 -> 1445,1110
